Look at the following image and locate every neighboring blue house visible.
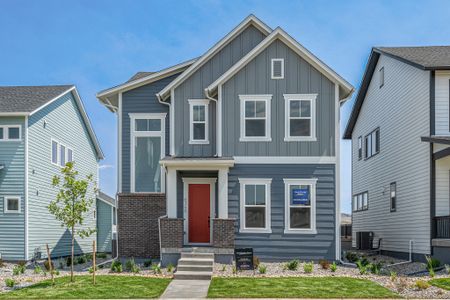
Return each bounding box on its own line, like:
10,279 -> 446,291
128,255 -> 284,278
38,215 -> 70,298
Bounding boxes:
96,191 -> 116,254
97,15 -> 354,266
0,85 -> 104,261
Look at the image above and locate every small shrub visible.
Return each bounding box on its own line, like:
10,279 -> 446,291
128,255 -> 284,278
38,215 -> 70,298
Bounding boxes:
65,256 -> 72,267
131,264 -> 140,274
445,264 -> 450,275
98,264 -> 104,269
5,278 -> 15,288
221,265 -> 226,272
17,261 -> 26,267
76,255 -> 87,265
43,260 -> 54,271
258,264 -> 267,274
330,261 -> 337,272
319,259 -> 330,270
125,258 -> 136,271
345,251 -> 359,263
232,265 -> 237,274
53,269 -> 60,276
370,262 -> 383,275
167,263 -> 174,273
151,263 -> 161,274
253,256 -> 260,269
390,271 -> 397,282
96,252 -> 107,259
285,259 -> 299,271
12,265 -> 25,276
415,279 -> 430,290
0,259 -> 5,268
429,268 -> 435,278
303,261 -> 313,273
356,260 -> 368,275
34,265 -> 43,274
85,253 -> 93,261
110,260 -> 122,273
143,259 -> 152,268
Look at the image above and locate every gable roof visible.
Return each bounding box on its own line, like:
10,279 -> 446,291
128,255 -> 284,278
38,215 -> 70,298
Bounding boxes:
0,85 -> 74,114
97,191 -> 116,206
156,14 -> 272,101
0,85 -> 104,159
343,46 -> 450,139
205,27 -> 354,101
96,57 -> 197,112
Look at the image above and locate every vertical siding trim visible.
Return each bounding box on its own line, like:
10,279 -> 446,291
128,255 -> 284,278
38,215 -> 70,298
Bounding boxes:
217,85 -> 223,156
334,83 -> 340,260
24,116 -> 29,260
430,71 -> 436,249
170,89 -> 175,156
118,92 -> 122,193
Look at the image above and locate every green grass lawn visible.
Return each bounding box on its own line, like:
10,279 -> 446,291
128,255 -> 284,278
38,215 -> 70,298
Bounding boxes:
0,275 -> 171,299
430,278 -> 450,290
208,277 -> 400,298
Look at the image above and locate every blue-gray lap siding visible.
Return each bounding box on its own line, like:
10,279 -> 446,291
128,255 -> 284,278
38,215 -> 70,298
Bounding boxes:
173,24 -> 267,157
0,117 -> 26,260
228,164 -> 336,261
96,199 -> 113,253
222,39 -> 336,157
121,74 -> 176,193
27,91 -> 99,259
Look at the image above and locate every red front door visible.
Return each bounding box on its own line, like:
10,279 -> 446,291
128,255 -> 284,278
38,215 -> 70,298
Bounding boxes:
188,184 -> 210,243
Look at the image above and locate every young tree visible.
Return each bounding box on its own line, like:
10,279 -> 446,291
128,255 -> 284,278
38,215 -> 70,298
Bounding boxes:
48,162 -> 96,282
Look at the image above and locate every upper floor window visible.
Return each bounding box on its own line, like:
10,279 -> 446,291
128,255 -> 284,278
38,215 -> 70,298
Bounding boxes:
51,139 -> 73,167
353,191 -> 368,212
0,125 -> 21,141
188,99 -> 209,144
284,178 -> 317,234
379,67 -> 384,88
284,94 -> 317,141
358,136 -> 362,160
390,182 -> 397,212
239,178 -> 272,233
4,196 -> 21,213
239,95 -> 272,142
365,128 -> 380,159
271,58 -> 284,79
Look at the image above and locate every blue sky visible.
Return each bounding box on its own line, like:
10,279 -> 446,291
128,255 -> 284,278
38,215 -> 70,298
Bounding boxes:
1,0 -> 450,213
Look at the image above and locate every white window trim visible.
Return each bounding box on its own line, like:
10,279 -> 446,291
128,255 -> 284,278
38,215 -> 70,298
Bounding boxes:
188,99 -> 210,144
271,58 -> 284,79
129,113 -> 166,194
283,94 -> 317,142
239,94 -> 272,142
283,178 -> 317,234
0,125 -> 22,141
239,178 -> 272,233
4,196 -> 21,213
51,139 -> 74,167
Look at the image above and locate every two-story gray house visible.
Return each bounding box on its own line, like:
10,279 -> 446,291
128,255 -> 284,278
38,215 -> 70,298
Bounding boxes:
344,46 -> 450,263
0,85 -> 105,261
97,15 -> 353,265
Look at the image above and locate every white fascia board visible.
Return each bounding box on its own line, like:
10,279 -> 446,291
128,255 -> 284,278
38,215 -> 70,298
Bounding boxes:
96,58 -> 197,100
160,159 -> 235,168
29,86 -> 75,115
0,112 -> 29,116
206,27 -> 354,100
157,15 -> 272,100
233,156 -> 336,164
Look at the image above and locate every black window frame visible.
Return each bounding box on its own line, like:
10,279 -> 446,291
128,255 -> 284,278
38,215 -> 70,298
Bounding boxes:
390,182 -> 397,212
358,136 -> 362,160
364,128 -> 380,159
352,191 -> 369,212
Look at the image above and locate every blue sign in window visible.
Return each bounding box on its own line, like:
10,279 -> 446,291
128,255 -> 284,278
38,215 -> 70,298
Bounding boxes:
292,188 -> 310,205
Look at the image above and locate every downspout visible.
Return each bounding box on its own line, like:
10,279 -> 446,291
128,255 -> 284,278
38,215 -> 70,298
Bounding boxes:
386,240 -> 414,267
204,88 -> 219,157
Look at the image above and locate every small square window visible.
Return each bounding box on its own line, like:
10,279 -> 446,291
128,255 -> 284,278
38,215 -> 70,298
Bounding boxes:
4,196 -> 20,213
8,127 -> 20,140
271,58 -> 284,79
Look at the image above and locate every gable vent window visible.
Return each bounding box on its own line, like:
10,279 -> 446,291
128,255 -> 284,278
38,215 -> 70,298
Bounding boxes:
271,58 -> 284,79
379,67 -> 384,88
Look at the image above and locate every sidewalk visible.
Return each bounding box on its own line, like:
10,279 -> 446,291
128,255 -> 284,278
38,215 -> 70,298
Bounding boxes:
160,279 -> 211,299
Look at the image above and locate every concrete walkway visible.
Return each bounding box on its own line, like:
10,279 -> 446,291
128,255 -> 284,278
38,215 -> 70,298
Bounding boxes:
160,279 -> 211,299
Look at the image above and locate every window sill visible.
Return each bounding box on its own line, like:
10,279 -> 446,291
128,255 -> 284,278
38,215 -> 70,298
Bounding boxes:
284,229 -> 317,235
189,140 -> 210,145
284,137 -> 317,142
239,137 -> 272,142
0,139 -> 22,142
4,211 -> 21,214
239,228 -> 272,234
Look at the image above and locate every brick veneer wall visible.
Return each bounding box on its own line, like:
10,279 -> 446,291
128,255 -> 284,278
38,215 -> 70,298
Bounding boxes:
212,219 -> 235,248
117,193 -> 166,258
160,218 -> 184,249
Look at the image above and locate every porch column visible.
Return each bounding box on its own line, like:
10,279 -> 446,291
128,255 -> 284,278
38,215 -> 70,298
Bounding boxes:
218,167 -> 229,218
166,167 -> 177,218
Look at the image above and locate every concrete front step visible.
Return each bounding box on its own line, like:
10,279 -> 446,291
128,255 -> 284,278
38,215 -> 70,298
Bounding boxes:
178,257 -> 214,266
177,264 -> 213,272
180,252 -> 214,259
173,270 -> 212,280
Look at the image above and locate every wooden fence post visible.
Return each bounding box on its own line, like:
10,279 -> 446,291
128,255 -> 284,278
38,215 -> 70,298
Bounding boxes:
46,244 -> 54,285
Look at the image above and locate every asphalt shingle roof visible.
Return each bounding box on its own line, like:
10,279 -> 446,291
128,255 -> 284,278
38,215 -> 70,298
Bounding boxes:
126,72 -> 155,83
0,85 -> 74,113
377,46 -> 450,69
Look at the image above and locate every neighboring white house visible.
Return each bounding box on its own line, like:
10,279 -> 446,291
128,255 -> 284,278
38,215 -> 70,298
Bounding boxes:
344,46 -> 450,263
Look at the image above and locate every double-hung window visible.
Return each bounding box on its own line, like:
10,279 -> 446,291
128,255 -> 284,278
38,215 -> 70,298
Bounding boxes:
239,95 -> 272,142
188,99 -> 209,144
51,139 -> 74,167
390,182 -> 396,212
365,128 -> 380,159
130,113 -> 166,193
353,191 -> 368,212
0,125 -> 21,141
284,94 -> 317,141
284,179 -> 317,234
239,178 -> 272,233
4,196 -> 21,213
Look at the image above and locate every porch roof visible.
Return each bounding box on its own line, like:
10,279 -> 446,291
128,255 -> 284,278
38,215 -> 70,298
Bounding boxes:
421,135 -> 450,145
160,157 -> 234,168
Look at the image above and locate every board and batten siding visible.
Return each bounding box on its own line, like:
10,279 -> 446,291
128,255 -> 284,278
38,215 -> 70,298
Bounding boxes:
229,164 -> 336,261
221,39 -> 335,157
174,24 -> 266,157
121,74 -> 175,193
27,91 -> 99,259
351,54 -> 431,254
435,156 -> 450,216
0,117 -> 26,260
435,71 -> 450,136
96,199 -> 113,253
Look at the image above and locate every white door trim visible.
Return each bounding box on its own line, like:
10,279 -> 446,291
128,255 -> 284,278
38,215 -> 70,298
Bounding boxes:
182,177 -> 217,246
